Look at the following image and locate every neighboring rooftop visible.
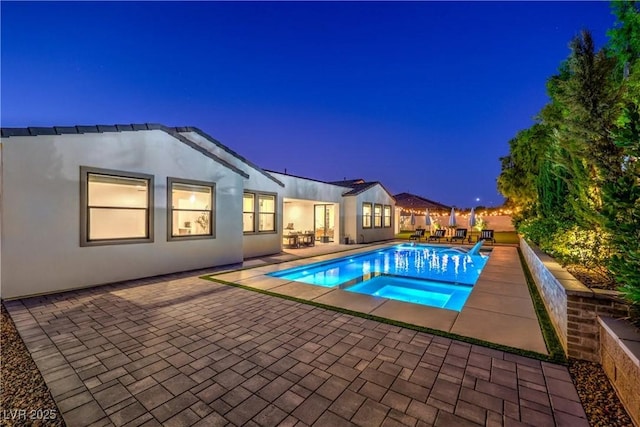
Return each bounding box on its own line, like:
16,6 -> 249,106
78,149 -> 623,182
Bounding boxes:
394,192 -> 450,211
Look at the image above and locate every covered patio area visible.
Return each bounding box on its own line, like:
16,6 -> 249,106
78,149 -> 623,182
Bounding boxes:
282,198 -> 341,248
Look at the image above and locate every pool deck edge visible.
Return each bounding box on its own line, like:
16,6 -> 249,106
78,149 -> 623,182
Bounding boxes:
224,243 -> 549,355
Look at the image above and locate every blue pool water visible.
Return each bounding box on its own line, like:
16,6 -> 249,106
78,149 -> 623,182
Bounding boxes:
268,243 -> 488,311
347,276 -> 472,311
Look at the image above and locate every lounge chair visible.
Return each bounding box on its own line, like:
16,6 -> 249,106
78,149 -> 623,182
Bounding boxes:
477,229 -> 496,245
409,228 -> 425,241
449,228 -> 468,244
427,229 -> 446,242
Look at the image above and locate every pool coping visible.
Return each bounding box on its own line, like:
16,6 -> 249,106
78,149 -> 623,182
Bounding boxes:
212,243 -> 549,356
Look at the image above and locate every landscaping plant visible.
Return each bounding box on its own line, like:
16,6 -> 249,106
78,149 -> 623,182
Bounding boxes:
498,1 -> 640,310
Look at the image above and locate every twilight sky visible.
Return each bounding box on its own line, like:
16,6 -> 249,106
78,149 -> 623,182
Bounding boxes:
1,1 -> 614,207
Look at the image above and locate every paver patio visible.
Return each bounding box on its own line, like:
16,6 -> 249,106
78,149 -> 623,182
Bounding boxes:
219,244 -> 547,354
5,246 -> 589,426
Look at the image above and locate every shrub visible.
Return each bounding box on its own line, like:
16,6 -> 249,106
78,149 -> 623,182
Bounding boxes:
519,217 -> 612,270
550,226 -> 612,268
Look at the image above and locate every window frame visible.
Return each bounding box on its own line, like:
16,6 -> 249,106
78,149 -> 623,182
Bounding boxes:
258,193 -> 277,233
383,205 -> 392,228
362,202 -> 372,229
374,204 -> 383,228
243,192 -> 256,233
243,190 -> 278,235
80,166 -> 154,247
167,177 -> 216,241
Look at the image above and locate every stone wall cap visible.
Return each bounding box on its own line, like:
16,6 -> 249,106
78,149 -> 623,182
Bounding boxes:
551,270 -> 580,281
560,278 -> 591,294
599,316 -> 640,367
592,288 -> 625,300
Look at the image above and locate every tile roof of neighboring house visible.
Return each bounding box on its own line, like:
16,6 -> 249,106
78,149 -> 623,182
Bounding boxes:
393,192 -> 450,211
174,127 -> 283,187
0,123 -> 250,179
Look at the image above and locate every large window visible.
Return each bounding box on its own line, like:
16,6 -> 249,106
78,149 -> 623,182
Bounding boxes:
374,204 -> 382,228
259,194 -> 276,232
362,203 -> 372,228
244,191 -> 277,233
81,167 -> 153,246
168,178 -> 214,240
384,205 -> 392,228
243,193 -> 255,232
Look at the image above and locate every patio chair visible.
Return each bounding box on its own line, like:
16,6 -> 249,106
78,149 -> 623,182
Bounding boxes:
448,228 -> 468,244
477,229 -> 496,245
409,228 -> 425,241
427,229 -> 446,242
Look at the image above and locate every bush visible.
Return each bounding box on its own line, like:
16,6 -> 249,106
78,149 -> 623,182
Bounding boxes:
551,226 -> 612,268
518,217 -> 611,269
517,217 -> 566,248
603,174 -> 640,306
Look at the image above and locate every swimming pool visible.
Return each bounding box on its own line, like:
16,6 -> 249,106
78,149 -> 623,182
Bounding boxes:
268,243 -> 489,311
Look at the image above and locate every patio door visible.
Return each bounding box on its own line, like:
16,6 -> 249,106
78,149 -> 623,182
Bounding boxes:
314,204 -> 334,243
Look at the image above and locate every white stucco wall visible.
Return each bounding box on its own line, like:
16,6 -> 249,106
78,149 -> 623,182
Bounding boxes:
179,131 -> 283,259
344,197 -> 357,243
347,185 -> 396,243
1,130 -> 244,299
268,172 -> 346,203
242,179 -> 283,258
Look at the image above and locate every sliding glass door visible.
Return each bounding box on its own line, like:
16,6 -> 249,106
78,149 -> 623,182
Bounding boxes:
314,204 -> 334,243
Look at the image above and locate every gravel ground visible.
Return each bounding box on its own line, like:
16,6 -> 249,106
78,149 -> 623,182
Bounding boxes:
1,304 -> 65,427
0,302 -> 635,427
569,358 -> 634,427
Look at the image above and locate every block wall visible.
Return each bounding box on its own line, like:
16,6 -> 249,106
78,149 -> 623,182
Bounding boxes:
520,239 -> 629,361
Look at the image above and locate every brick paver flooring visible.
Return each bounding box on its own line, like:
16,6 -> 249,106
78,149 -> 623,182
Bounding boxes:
5,272 -> 589,426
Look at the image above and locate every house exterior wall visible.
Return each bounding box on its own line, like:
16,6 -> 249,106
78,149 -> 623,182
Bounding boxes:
241,179 -> 283,258
180,131 -> 282,259
344,197 -> 357,243
268,172 -> 345,202
0,130 -> 244,299
348,186 -> 396,244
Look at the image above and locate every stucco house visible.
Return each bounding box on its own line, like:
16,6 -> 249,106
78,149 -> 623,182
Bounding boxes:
0,124 -> 395,299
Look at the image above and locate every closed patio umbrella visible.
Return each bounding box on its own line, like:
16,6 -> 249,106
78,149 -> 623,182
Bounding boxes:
469,207 -> 476,243
425,209 -> 431,232
410,212 -> 416,229
448,207 -> 456,237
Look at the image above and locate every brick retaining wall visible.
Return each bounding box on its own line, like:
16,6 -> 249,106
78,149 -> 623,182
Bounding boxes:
520,239 -> 629,361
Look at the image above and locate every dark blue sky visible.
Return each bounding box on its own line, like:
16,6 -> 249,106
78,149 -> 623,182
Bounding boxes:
1,1 -> 614,207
